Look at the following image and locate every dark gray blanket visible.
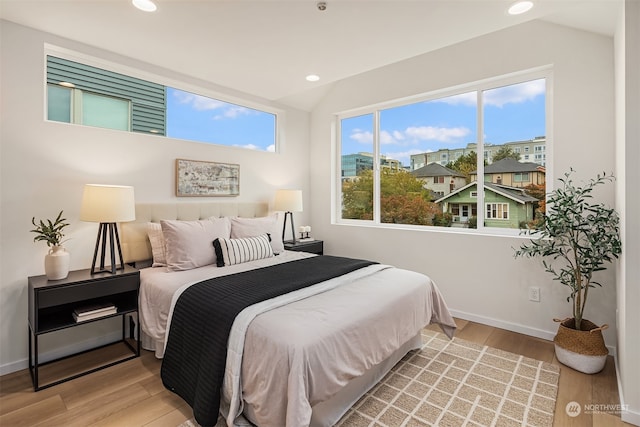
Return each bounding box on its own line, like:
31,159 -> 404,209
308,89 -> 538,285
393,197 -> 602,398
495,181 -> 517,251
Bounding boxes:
160,255 -> 377,427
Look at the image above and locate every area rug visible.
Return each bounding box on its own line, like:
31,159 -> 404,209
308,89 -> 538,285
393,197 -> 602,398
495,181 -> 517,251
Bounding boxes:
179,329 -> 560,427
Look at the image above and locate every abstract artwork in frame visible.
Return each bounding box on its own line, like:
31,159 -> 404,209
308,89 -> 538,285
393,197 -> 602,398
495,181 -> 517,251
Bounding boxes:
176,159 -> 240,197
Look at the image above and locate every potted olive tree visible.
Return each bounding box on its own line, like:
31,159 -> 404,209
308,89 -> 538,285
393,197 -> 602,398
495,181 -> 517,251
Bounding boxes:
514,170 -> 622,374
30,210 -> 70,280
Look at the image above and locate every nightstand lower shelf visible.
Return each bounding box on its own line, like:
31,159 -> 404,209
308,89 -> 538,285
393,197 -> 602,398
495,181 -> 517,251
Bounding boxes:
28,314 -> 140,391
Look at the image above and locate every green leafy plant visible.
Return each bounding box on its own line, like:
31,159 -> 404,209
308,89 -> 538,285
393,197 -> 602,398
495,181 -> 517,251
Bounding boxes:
30,210 -> 69,247
514,170 -> 622,331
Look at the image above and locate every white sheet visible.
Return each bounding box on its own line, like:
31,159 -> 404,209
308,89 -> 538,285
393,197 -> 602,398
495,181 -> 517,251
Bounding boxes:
139,250 -> 316,357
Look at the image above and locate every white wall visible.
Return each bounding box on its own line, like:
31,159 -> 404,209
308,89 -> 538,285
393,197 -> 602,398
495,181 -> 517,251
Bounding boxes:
615,1 -> 640,423
310,21 -> 618,345
0,21 -> 311,373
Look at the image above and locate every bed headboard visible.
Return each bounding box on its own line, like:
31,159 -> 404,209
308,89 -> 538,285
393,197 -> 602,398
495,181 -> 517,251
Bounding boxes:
120,202 -> 269,264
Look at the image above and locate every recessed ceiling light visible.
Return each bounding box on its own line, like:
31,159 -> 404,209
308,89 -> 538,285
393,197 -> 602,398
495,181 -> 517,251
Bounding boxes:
508,1 -> 533,15
59,81 -> 75,88
132,0 -> 157,12
306,74 -> 320,82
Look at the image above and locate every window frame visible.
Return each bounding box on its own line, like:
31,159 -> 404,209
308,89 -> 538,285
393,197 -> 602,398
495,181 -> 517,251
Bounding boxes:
43,44 -> 283,153
334,66 -> 553,237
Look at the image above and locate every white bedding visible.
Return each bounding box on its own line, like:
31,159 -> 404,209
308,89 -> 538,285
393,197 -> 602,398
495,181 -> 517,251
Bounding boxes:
139,250 -> 316,357
139,251 -> 456,427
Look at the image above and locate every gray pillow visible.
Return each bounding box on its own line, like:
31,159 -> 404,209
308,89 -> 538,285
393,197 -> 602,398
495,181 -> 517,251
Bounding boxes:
161,217 -> 231,271
230,214 -> 284,254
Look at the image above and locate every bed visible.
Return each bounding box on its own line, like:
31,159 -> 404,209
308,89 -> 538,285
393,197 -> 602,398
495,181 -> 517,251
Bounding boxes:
121,202 -> 456,427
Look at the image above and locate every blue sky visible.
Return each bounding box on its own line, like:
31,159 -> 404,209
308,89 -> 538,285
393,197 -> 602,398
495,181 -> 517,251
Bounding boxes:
341,79 -> 546,166
164,79 -> 544,166
166,88 -> 276,151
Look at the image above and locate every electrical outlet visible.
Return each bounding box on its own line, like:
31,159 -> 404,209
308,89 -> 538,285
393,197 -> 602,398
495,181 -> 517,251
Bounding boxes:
528,286 -> 540,302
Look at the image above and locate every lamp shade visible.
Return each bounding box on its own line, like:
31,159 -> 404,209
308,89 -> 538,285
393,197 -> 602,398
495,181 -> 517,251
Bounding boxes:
274,189 -> 303,212
80,184 -> 136,223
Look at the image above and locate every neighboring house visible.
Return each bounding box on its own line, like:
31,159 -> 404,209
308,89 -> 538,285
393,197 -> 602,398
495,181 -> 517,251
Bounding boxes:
435,182 -> 538,228
470,158 -> 546,188
411,163 -> 467,198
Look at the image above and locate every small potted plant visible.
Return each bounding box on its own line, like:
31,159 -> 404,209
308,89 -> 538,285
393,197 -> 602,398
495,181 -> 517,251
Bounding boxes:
31,210 -> 70,280
514,170 -> 622,374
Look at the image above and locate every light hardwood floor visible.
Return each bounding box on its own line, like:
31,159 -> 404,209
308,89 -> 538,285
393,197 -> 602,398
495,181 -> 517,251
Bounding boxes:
0,319 -> 631,427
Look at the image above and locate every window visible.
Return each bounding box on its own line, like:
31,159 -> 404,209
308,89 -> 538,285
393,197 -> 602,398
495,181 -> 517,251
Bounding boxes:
514,172 -> 530,182
47,84 -> 131,131
535,145 -> 545,152
46,54 -> 277,152
524,147 -> 530,153
486,203 -> 509,219
340,114 -> 374,220
338,70 -> 549,232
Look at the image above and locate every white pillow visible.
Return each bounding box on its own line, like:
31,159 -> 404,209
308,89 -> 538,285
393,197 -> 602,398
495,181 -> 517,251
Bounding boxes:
161,217 -> 231,271
213,234 -> 274,267
146,222 -> 167,267
230,214 -> 284,254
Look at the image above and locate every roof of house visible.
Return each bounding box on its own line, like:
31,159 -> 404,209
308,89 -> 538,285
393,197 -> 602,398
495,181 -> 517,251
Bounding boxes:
411,162 -> 465,178
434,181 -> 539,204
471,158 -> 545,174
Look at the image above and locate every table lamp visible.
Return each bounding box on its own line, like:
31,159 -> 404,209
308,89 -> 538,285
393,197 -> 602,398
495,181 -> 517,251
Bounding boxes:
274,189 -> 303,244
80,184 -> 135,274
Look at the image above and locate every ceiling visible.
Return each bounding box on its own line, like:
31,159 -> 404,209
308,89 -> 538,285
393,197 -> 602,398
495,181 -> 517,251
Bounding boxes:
0,0 -> 622,111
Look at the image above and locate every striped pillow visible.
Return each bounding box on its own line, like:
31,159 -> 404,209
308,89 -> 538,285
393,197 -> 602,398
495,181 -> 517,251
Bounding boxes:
213,234 -> 274,267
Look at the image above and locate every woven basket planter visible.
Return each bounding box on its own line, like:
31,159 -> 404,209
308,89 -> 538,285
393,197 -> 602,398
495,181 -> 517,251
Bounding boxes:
553,318 -> 608,374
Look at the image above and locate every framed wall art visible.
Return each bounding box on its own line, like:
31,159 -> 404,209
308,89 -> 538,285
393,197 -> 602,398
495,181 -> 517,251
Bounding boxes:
175,159 -> 240,197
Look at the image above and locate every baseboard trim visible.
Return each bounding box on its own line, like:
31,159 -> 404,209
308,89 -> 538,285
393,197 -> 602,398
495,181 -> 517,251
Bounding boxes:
449,309 -> 617,356
0,330 -> 123,377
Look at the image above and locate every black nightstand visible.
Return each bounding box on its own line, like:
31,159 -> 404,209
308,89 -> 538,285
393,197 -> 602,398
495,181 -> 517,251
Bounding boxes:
28,266 -> 140,391
284,240 -> 324,255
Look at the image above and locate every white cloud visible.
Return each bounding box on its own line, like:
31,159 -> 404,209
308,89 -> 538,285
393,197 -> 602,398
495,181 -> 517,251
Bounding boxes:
355,126 -> 469,146
435,91 -> 477,107
213,106 -> 251,120
380,130 -> 396,145
173,89 -> 253,120
350,129 -> 373,144
434,79 -> 545,108
484,79 -> 545,107
173,91 -> 226,111
405,125 -> 470,142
